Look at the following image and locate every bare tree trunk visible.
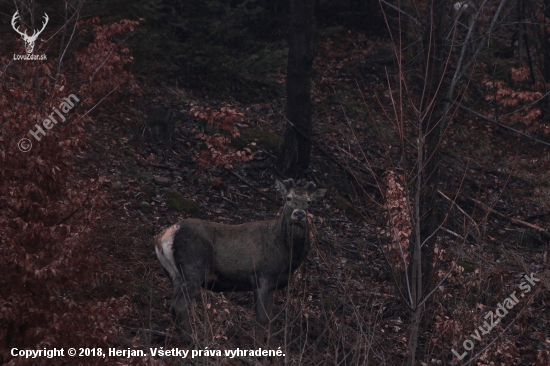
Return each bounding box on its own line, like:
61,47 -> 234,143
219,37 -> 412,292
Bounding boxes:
418,0 -> 446,301
279,0 -> 314,177
517,0 -> 524,61
407,0 -> 446,364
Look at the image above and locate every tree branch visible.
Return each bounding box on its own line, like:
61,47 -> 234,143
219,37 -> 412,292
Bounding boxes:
444,98 -> 550,148
225,169 -> 282,207
468,196 -> 550,240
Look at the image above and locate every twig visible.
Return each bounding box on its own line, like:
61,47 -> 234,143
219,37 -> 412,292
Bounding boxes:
438,189 -> 480,237
141,154 -> 279,206
282,115 -> 378,189
147,162 -> 179,171
443,228 -> 465,240
378,0 -> 421,26
231,191 -> 252,199
78,81 -> 125,121
441,0 -> 508,134
225,169 -> 281,207
57,186 -> 91,225
449,0 -> 506,95
335,145 -> 386,175
468,197 -> 550,240
137,154 -> 182,172
444,98 -> 550,148
522,211 -> 550,221
221,196 -> 238,206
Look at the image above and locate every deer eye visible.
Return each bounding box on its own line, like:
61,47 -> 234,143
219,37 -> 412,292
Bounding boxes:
286,196 -> 292,201
307,199 -> 311,204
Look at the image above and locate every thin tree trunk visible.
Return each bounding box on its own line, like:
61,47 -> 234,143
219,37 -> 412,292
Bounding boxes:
418,0 -> 445,302
407,0 -> 446,363
407,307 -> 422,366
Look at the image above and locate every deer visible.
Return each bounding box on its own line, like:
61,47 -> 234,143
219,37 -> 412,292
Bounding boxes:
11,11 -> 49,54
154,178 -> 326,346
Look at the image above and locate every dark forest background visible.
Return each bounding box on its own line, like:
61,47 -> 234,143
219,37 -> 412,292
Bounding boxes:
1,0 -> 549,365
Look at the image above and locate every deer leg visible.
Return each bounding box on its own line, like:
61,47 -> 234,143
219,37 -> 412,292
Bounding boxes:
254,281 -> 273,348
170,276 -> 192,335
171,260 -> 205,338
172,274 -> 201,332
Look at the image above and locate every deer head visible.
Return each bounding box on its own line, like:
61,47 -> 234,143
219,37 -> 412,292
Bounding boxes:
276,178 -> 326,227
12,11 -> 49,54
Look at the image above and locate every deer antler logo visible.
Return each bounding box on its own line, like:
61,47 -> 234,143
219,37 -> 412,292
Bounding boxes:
12,11 -> 48,54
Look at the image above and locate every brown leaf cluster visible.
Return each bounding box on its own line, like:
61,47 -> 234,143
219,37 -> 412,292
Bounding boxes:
0,16 -> 140,365
379,170 -> 411,269
482,68 -> 547,134
76,17 -> 143,101
191,105 -> 254,169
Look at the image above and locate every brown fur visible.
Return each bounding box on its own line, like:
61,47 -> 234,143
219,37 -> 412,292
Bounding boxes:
155,179 -> 326,346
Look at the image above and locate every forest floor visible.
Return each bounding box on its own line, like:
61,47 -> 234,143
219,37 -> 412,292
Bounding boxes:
82,30 -> 549,365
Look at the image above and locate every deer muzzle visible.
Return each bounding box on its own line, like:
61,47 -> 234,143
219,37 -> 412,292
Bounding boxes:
291,209 -> 307,223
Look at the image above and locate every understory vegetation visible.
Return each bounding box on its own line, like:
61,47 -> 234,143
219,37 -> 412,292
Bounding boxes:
1,0 -> 549,365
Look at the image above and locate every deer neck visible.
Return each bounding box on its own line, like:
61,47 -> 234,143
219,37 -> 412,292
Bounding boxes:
277,209 -> 310,270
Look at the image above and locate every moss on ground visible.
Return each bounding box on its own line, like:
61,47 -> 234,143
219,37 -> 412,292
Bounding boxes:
238,129 -> 281,153
165,190 -> 199,215
122,148 -> 134,157
457,261 -> 476,272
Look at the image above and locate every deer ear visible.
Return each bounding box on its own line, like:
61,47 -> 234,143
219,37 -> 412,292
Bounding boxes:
309,188 -> 327,201
305,181 -> 316,193
283,178 -> 295,190
275,180 -> 288,196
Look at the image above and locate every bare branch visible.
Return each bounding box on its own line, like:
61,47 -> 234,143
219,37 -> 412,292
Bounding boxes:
445,98 -> 550,149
